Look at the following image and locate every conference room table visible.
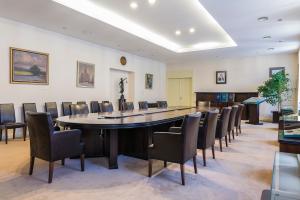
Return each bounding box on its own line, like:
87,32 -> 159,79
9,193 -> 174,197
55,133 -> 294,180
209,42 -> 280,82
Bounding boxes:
57,106 -> 218,169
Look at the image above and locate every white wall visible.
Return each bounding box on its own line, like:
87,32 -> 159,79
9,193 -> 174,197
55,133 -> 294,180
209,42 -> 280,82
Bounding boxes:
0,18 -> 166,124
167,53 -> 299,120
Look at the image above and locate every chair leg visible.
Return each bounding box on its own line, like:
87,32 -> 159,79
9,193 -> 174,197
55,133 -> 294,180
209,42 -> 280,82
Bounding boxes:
164,161 -> 167,168
232,130 -> 235,140
148,159 -> 153,177
236,127 -> 239,136
13,128 -> 16,139
80,154 -> 85,171
212,145 -> 215,159
5,128 -> 8,144
225,136 -> 228,147
0,129 -> 2,141
61,159 -> 65,166
48,162 -> 54,184
219,138 -> 223,152
193,155 -> 197,174
29,156 -> 35,175
180,164 -> 185,185
239,126 -> 242,134
202,149 -> 206,166
228,132 -> 231,142
23,127 -> 26,141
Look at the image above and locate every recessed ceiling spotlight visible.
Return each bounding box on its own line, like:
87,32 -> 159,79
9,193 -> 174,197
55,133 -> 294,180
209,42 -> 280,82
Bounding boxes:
277,18 -> 283,22
148,0 -> 156,5
257,16 -> 269,22
175,30 -> 181,36
268,48 -> 274,50
62,26 -> 67,30
130,2 -> 138,9
263,35 -> 271,39
278,40 -> 284,43
189,28 -> 195,34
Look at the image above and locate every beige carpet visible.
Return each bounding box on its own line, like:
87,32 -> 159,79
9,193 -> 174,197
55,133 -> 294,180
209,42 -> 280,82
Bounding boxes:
0,122 -> 278,200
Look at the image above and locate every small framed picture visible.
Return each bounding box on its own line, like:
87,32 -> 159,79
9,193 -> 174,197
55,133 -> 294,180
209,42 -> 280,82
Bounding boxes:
77,61 -> 95,88
216,71 -> 227,84
145,73 -> 153,89
10,47 -> 49,85
269,67 -> 285,77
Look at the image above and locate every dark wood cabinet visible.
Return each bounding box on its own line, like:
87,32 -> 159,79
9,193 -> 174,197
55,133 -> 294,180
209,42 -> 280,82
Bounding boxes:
195,92 -> 259,120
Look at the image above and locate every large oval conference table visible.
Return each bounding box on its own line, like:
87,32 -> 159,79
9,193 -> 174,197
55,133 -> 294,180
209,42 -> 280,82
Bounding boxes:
57,106 -> 217,169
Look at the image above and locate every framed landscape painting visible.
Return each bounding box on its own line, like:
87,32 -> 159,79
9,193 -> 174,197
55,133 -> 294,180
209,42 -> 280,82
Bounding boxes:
216,71 -> 227,84
10,47 -> 49,84
77,61 -> 95,88
145,73 -> 153,89
269,67 -> 285,77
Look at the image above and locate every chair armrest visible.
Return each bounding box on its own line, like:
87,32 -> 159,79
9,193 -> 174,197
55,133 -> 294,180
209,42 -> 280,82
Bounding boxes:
51,129 -> 83,161
168,127 -> 182,133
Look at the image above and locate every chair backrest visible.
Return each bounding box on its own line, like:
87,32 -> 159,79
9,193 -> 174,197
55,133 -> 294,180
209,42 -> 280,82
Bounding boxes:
90,101 -> 100,113
26,112 -> 53,160
23,103 -> 37,123
70,104 -> 89,115
139,101 -> 148,110
197,101 -> 211,107
217,107 -> 232,137
228,106 -> 239,131
0,103 -> 16,124
100,102 -> 114,112
157,101 -> 168,108
77,101 -> 86,105
62,102 -> 72,116
124,102 -> 134,111
45,102 -> 58,119
198,111 -> 219,148
235,104 -> 245,127
181,113 -> 202,162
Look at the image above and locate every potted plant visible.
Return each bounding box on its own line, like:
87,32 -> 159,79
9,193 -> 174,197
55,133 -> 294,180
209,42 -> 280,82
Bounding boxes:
258,71 -> 290,123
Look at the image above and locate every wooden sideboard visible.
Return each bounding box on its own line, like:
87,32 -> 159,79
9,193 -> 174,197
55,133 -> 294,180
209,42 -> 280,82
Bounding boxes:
195,92 -> 259,120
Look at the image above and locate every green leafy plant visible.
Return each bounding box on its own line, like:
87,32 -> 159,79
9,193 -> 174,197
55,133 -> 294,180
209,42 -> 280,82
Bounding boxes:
258,71 -> 290,111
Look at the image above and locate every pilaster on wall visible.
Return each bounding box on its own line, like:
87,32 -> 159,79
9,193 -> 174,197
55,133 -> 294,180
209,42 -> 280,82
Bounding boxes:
297,49 -> 300,112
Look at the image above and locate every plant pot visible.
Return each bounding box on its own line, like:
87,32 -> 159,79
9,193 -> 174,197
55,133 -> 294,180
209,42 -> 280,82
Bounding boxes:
272,111 -> 280,123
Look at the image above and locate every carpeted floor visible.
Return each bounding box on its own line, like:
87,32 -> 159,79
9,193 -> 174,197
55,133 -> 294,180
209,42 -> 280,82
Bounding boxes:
0,122 -> 278,200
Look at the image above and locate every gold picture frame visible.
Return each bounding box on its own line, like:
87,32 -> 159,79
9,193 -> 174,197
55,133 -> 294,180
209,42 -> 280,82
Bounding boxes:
10,47 -> 49,85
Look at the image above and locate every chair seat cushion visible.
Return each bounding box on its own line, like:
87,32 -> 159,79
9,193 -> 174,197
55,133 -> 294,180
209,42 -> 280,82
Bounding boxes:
2,122 -> 25,128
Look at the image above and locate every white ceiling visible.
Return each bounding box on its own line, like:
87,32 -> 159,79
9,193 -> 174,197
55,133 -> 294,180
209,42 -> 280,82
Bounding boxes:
0,0 -> 299,64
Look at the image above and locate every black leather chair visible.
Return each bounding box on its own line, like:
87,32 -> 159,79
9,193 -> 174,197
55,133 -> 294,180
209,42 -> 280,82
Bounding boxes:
100,102 -> 114,112
26,112 -> 84,183
62,102 -> 72,116
197,111 -> 219,166
23,103 -> 37,133
45,102 -> 59,121
148,113 -> 202,185
235,104 -> 245,135
215,107 -> 231,152
0,103 -> 26,144
77,101 -> 86,105
227,106 -> 238,142
139,101 -> 149,110
123,102 -> 134,111
157,101 -> 168,108
90,101 -> 100,113
70,104 -> 89,115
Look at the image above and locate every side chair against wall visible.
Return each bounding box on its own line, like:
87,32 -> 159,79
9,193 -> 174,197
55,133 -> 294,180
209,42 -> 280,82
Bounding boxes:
22,103 -> 37,133
77,101 -> 86,105
227,106 -> 239,142
0,103 -> 26,144
26,112 -> 85,183
148,113 -> 202,185
235,104 -> 245,135
157,101 -> 168,108
70,104 -> 89,115
45,102 -> 60,131
123,102 -> 134,111
197,111 -> 219,166
100,102 -> 114,112
215,107 -> 231,152
138,101 -> 148,110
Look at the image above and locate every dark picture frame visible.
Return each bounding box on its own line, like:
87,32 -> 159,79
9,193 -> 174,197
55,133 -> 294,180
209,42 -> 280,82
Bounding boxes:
10,47 -> 49,85
269,67 -> 285,77
76,61 -> 95,88
216,71 -> 227,84
145,73 -> 153,89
